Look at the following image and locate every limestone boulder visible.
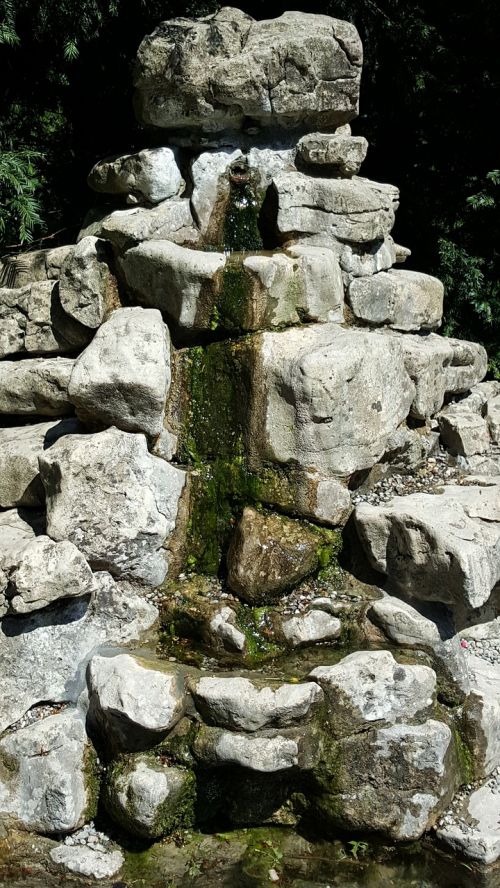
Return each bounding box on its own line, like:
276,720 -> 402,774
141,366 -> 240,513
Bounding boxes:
134,9 -> 362,136
79,198 -> 199,252
208,606 -> 247,654
0,572 -> 157,733
298,132 -> 368,176
339,236 -> 398,279
7,536 -> 97,615
50,844 -> 124,880
0,509 -> 39,616
462,654 -> 500,779
226,507 -> 330,603
280,610 -> 342,647
0,709 -> 97,835
0,418 -> 79,508
193,677 -> 323,732
310,650 -> 436,737
88,147 -> 183,205
436,780 -> 500,864
487,395 -> 500,443
87,654 -> 186,751
104,756 -> 194,839
248,323 -> 415,476
0,245 -> 72,288
0,357 -> 74,416
315,719 -> 457,840
348,270 -> 443,331
354,483 -> 500,617
193,726 -> 308,773
438,408 -> 491,457
39,427 -> 186,585
0,280 -> 89,358
59,236 -> 117,330
271,173 -> 399,245
68,307 -> 170,437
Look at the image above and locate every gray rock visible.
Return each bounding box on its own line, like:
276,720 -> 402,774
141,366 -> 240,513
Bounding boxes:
134,9 -> 362,136
436,781 -> 500,864
68,307 -> 170,437
310,650 -> 436,737
272,173 -> 399,245
208,606 -> 247,653
39,427 -> 185,585
0,281 -> 89,358
227,507 -> 328,604
59,236 -> 117,330
248,323 -> 414,476
104,756 -> 193,839
87,653 -> 186,751
0,419 -> 79,508
50,844 -> 124,879
487,395 -> 500,443
280,610 -> 342,647
0,572 -> 157,733
315,719 -> 456,840
190,148 -> 243,237
0,357 -> 74,416
0,709 -> 96,834
438,408 -> 491,456
462,654 -> 500,779
88,147 -> 183,205
0,245 -> 72,288
8,536 -> 96,615
348,270 -> 443,331
193,676 -> 323,732
193,727 -> 301,773
298,132 -> 368,176
78,199 -> 199,252
339,237 -> 398,279
355,483 -> 500,617
383,426 -> 439,470
0,509 -> 40,617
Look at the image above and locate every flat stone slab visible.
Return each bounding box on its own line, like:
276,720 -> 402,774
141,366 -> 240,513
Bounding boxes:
436,777 -> 500,865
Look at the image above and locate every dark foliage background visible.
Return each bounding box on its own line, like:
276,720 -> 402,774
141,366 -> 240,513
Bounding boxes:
1,0 -> 499,372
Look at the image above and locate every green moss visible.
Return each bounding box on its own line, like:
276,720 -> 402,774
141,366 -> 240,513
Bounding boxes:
235,604 -> 281,665
83,744 -> 100,822
223,180 -> 263,253
217,257 -> 253,330
154,769 -> 196,836
452,723 -> 475,786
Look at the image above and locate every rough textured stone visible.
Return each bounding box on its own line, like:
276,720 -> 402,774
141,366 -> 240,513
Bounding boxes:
248,323 -> 414,476
487,395 -> 500,443
0,710 -> 95,835
227,507 -> 328,603
87,654 -> 186,751
0,245 -> 72,288
88,147 -> 183,205
0,573 -> 157,733
0,509 -> 39,617
298,132 -> 368,176
339,237 -> 398,279
438,408 -> 491,456
193,727 -> 302,773
39,427 -> 185,585
315,719 -> 456,840
208,606 -> 247,653
68,308 -> 170,437
271,173 -> 399,245
462,655 -> 500,779
50,845 -> 124,880
280,610 -> 342,647
354,483 -> 500,616
8,536 -> 96,615
0,357 -> 74,416
0,419 -> 79,508
436,782 -> 500,864
105,756 -> 193,839
0,281 -> 89,358
193,677 -> 323,732
348,270 -> 443,331
59,237 -> 117,330
190,148 -> 243,237
79,199 -> 199,252
134,9 -> 362,136
310,651 -> 436,737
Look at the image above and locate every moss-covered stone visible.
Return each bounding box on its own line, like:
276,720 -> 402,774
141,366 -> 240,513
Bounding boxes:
83,743 -> 101,823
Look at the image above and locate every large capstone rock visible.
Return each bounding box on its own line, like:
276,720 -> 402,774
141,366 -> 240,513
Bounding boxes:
0,709 -> 97,834
248,323 -> 414,476
87,654 -> 186,751
0,281 -> 89,358
226,507 -> 331,603
348,270 -> 443,331
310,650 -> 436,737
0,357 -> 74,416
270,173 -> 399,245
298,132 -> 368,176
68,308 -> 170,437
39,427 -> 185,585
7,536 -> 97,616
0,419 -> 79,508
59,236 -> 117,330
88,147 -> 184,205
314,719 -> 457,840
134,9 -> 362,137
193,676 -> 323,732
104,756 -> 194,839
354,483 -> 500,619
384,331 -> 488,420
0,572 -> 157,733
79,198 -> 199,252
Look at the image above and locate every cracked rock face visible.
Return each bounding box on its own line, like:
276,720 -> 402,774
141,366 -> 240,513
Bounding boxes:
134,9 -> 362,137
